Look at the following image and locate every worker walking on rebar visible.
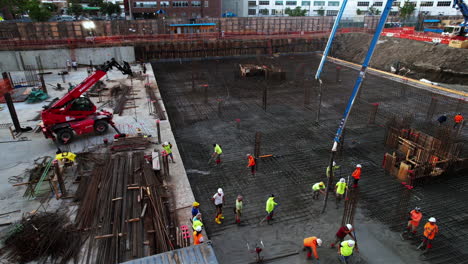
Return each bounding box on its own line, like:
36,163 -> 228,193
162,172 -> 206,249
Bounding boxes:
193,226 -> 204,245
401,207 -> 422,239
352,164 -> 362,188
302,236 -> 322,261
265,194 -> 278,224
211,188 -> 225,224
331,224 -> 356,248
212,143 -> 223,165
312,182 -> 326,200
326,161 -> 340,178
454,113 -> 464,128
235,195 -> 243,225
418,217 -> 439,251
247,154 -> 256,175
335,178 -> 348,209
162,142 -> 175,163
338,240 -> 356,264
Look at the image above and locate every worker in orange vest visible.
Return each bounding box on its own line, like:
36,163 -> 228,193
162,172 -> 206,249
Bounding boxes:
352,164 -> 362,188
454,113 -> 464,128
303,236 -> 322,260
193,226 -> 204,245
401,207 -> 422,239
417,217 -> 439,251
247,154 -> 256,175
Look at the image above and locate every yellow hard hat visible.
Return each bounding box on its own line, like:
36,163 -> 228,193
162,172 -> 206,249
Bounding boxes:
193,202 -> 200,207
319,182 -> 324,186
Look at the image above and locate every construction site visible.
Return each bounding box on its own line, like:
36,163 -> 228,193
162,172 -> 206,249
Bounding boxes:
0,12 -> 467,264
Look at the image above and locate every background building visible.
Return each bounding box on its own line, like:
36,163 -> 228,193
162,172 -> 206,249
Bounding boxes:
127,0 -> 221,19
239,0 -> 461,17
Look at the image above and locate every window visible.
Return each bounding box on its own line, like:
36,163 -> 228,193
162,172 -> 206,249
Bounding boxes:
326,10 -> 338,15
286,1 -> 297,5
357,1 -> 369,6
314,1 -> 325,5
191,1 -> 201,6
409,1 -> 417,6
160,1 -> 169,6
328,1 -> 339,5
134,1 -> 157,7
389,10 -> 398,15
373,1 -> 382,6
437,1 -> 451,6
420,1 -> 433,6
259,1 -> 270,4
248,0 -> 257,6
275,0 -> 283,4
172,1 -> 189,7
204,1 -> 208,7
392,1 -> 400,5
302,1 -> 311,5
259,8 -> 269,14
272,9 -> 282,14
248,9 -> 257,15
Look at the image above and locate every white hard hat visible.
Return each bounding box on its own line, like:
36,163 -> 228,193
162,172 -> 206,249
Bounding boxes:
218,188 -> 223,194
429,217 -> 436,223
347,240 -> 355,247
163,141 -> 168,145
346,224 -> 353,230
340,178 -> 346,183
356,164 -> 362,168
316,238 -> 322,246
333,161 -> 336,166
246,154 -> 251,157
415,207 -> 421,211
195,226 -> 202,232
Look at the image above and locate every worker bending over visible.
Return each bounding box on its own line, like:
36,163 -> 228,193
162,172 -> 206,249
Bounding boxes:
338,240 -> 356,264
312,182 -> 326,200
303,236 -> 322,261
193,226 -> 204,245
402,207 -> 422,239
418,217 -> 439,251
192,213 -> 203,231
331,224 -> 355,248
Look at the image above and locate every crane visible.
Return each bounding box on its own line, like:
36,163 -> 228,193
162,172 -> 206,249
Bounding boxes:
41,58 -> 132,144
442,0 -> 468,37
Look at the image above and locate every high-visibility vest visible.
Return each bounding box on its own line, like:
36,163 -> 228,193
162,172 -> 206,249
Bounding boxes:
312,183 -> 325,191
192,219 -> 203,230
214,144 -> 222,154
336,182 -> 347,195
247,155 -> 256,167
266,197 -> 277,213
193,231 -> 203,245
340,241 -> 354,256
424,223 -> 438,240
163,144 -> 172,154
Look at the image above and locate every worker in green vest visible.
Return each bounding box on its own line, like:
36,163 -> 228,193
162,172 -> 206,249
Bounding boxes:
338,240 -> 355,264
192,213 -> 203,231
212,143 -> 223,165
162,142 -> 175,163
265,194 -> 278,224
335,178 -> 348,209
326,161 -> 340,178
312,182 -> 326,200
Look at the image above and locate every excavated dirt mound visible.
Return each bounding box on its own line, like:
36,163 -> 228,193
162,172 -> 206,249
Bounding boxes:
333,33 -> 468,84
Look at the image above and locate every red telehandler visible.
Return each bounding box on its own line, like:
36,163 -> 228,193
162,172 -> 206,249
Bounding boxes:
41,58 -> 132,144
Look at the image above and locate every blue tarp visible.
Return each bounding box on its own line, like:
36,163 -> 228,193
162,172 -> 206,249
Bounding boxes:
424,19 -> 441,23
222,12 -> 237,17
424,28 -> 443,33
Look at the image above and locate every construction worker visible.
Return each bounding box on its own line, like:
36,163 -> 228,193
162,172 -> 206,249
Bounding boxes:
265,194 -> 278,224
72,60 -> 78,71
402,207 -> 422,239
418,217 -> 439,251
352,164 -> 362,188
212,143 -> 223,165
312,182 -> 326,200
235,195 -> 243,224
192,202 -> 200,218
331,224 -> 355,248
454,113 -> 464,128
162,142 -> 175,163
303,236 -> 322,260
338,240 -> 355,264
247,154 -> 256,175
335,178 -> 348,208
211,188 -> 225,224
66,60 -> 72,72
193,226 -> 204,245
326,161 -> 340,178
192,213 -> 203,231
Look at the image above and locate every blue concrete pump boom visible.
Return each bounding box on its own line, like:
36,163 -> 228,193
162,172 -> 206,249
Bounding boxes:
321,0 -> 396,213
453,0 -> 468,26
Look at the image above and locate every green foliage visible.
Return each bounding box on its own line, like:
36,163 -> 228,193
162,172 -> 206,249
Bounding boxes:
43,3 -> 58,13
316,7 -> 324,16
68,2 -> 83,16
0,0 -> 30,18
399,0 -> 415,19
87,0 -> 103,7
368,6 -> 381,15
356,8 -> 362,15
259,8 -> 268,15
285,6 -> 307,16
100,2 -> 121,15
26,0 -> 52,21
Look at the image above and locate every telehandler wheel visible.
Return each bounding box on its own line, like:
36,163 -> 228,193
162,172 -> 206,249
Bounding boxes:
56,128 -> 74,145
94,120 -> 109,135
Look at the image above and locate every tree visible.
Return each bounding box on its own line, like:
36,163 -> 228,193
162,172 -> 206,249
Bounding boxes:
87,0 -> 103,7
316,7 -> 324,16
356,8 -> 362,15
259,8 -> 268,15
68,2 -> 83,16
26,0 -> 52,21
100,2 -> 121,16
399,0 -> 415,19
0,0 -> 30,18
285,6 -> 307,16
368,5 -> 381,15
43,2 -> 58,13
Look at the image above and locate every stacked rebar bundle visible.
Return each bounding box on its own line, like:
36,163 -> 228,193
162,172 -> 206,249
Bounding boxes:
145,83 -> 167,120
76,150 -> 176,264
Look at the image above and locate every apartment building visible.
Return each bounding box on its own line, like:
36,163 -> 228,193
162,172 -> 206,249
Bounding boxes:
128,0 -> 221,18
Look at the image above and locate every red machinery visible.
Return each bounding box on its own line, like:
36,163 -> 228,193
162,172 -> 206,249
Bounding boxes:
41,58 -> 132,144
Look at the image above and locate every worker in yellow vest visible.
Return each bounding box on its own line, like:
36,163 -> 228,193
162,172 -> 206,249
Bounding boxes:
192,213 -> 203,231
162,142 -> 175,163
212,143 -> 223,164
335,178 -> 348,208
312,182 -> 326,200
265,194 -> 278,224
338,239 -> 355,264
193,226 -> 204,245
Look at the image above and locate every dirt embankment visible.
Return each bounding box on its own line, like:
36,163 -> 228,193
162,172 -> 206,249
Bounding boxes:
333,33 -> 468,84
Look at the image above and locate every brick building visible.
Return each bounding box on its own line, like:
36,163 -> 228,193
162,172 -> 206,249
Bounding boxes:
126,0 -> 221,19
